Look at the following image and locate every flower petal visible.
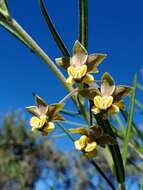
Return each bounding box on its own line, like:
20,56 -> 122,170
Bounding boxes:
78,65 -> 87,78
42,122 -> 55,135
30,116 -> 41,128
85,142 -> 97,152
108,104 -> 119,114
78,88 -> 100,100
26,106 -> 40,117
67,66 -> 76,77
74,135 -> 88,150
39,115 -> 47,126
73,40 -> 87,55
34,94 -> 47,107
113,85 -> 132,102
92,106 -> 100,115
82,74 -> 94,84
66,76 -> 74,85
101,72 -> 115,96
114,100 -> 125,110
87,53 -> 107,73
69,127 -> 87,135
100,96 -> 113,110
94,96 -> 102,107
52,114 -> 65,121
70,41 -> 88,67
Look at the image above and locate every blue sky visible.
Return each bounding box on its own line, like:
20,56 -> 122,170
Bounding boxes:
0,1 -> 143,189
0,0 -> 143,116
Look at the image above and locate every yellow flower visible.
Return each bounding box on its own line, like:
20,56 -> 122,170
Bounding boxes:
26,94 -> 64,135
56,40 -> 107,85
29,116 -> 55,135
74,135 -> 97,157
78,72 -> 132,115
66,64 -> 94,85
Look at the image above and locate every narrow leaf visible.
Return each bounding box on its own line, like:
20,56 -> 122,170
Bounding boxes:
95,114 -> 125,184
38,0 -> 70,56
122,74 -> 137,165
0,21 -> 33,50
0,0 -> 10,18
78,0 -> 88,48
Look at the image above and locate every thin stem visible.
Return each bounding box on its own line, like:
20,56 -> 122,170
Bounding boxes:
90,160 -> 116,190
8,20 -> 68,89
95,114 -> 125,184
122,74 -> 137,166
60,109 -> 80,117
56,122 -> 75,142
89,100 -> 93,126
59,88 -> 78,104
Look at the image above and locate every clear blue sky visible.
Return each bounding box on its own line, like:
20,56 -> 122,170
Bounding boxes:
0,0 -> 143,115
0,1 -> 142,189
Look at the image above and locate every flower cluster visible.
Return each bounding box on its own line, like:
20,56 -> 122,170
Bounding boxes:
26,40 -> 132,157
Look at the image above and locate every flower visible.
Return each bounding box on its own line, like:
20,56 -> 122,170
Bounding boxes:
74,135 -> 97,157
70,127 -> 97,157
69,126 -> 117,157
26,94 -> 64,135
78,72 -> 132,115
56,40 -> 106,85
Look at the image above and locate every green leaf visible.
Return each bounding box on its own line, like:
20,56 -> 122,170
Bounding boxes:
38,0 -> 70,57
0,21 -> 33,50
122,74 -> 137,166
95,114 -> 125,184
0,0 -> 10,18
78,0 -> 88,49
141,177 -> 143,190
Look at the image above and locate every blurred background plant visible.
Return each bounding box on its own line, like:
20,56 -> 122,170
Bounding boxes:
0,107 -> 142,190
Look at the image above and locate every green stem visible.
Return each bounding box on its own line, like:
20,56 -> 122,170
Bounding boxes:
59,88 -> 78,104
8,20 -> 67,88
38,0 -> 70,57
122,74 -> 137,166
119,183 -> 127,190
95,114 -> 125,185
78,0 -> 88,49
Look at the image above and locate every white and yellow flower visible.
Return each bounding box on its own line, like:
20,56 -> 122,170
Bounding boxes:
78,72 -> 132,115
56,40 -> 107,85
26,94 -> 64,135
